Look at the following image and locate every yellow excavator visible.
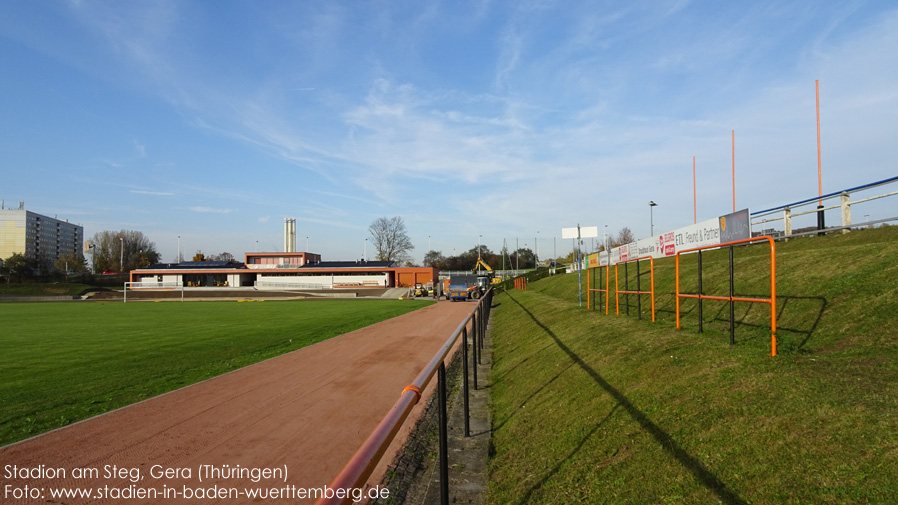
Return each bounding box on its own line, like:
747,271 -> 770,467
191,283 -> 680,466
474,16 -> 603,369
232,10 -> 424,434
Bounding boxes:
473,256 -> 502,286
446,256 -> 500,301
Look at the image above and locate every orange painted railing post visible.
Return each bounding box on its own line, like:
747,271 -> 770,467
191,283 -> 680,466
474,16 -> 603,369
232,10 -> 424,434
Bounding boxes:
585,264 -> 611,314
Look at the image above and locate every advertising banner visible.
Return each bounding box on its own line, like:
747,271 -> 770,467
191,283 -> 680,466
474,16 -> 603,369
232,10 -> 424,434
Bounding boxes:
719,208 -> 751,244
591,208 -> 752,268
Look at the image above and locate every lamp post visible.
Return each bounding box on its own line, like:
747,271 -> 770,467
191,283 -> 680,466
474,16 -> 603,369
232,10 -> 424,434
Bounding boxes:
649,201 -> 658,236
364,238 -> 368,262
536,230 -> 540,267
120,237 -> 124,271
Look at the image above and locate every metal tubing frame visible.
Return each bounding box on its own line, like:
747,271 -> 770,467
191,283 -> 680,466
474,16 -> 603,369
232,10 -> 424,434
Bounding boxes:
316,289 -> 493,505
462,326 -> 470,437
586,264 -> 610,315
613,256 -> 656,322
675,236 -> 777,356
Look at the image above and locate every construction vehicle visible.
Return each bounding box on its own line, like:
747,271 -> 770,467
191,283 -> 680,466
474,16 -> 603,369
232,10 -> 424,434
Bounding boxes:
413,282 -> 430,297
446,274 -> 480,301
446,256 -> 495,301
473,256 -> 503,285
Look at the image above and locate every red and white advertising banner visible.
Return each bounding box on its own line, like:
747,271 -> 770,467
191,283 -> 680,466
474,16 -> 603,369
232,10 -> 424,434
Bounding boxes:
594,210 -> 750,267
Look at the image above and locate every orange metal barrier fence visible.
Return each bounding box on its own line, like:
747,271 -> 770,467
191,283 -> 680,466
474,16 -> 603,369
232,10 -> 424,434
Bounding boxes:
316,289 -> 493,505
675,236 -> 777,356
515,277 -> 527,290
615,255 -> 655,322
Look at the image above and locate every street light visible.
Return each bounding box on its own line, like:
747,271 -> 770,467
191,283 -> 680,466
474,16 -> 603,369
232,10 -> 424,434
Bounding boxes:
536,230 -> 540,267
649,201 -> 658,236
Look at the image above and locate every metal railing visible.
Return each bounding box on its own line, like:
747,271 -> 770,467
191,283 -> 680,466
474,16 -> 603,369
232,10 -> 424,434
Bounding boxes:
615,256 -> 655,322
675,236 -> 777,356
253,281 -> 334,290
751,175 -> 898,236
316,289 -> 493,505
586,264 -> 610,314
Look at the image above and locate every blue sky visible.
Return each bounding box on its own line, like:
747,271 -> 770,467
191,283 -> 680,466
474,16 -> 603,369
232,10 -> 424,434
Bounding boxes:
2,1 -> 896,263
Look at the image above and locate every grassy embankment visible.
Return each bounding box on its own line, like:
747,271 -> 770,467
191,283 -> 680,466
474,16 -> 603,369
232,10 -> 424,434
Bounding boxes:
0,298 -> 433,446
0,282 -> 98,297
487,226 -> 898,504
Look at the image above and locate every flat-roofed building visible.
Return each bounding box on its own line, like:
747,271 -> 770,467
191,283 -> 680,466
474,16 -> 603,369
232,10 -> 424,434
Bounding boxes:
130,252 -> 438,290
0,206 -> 83,267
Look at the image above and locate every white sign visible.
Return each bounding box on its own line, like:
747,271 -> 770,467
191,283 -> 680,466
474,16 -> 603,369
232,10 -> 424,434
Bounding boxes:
561,226 -> 598,239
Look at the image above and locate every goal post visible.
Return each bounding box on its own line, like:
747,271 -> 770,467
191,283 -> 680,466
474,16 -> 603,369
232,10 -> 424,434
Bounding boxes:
123,281 -> 184,303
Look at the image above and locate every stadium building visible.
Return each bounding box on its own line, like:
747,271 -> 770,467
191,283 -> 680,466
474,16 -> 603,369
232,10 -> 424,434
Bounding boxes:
130,218 -> 438,290
129,252 -> 437,290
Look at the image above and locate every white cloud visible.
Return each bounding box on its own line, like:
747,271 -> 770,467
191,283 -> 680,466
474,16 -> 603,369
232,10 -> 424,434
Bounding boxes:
189,207 -> 234,214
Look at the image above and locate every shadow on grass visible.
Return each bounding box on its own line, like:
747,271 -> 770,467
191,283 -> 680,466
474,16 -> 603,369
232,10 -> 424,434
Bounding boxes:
610,291 -> 827,352
492,359 -> 576,434
506,292 -> 749,505
516,404 -> 620,505
702,295 -> 827,350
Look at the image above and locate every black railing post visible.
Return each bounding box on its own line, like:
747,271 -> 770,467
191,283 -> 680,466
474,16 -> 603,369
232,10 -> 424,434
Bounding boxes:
462,326 -> 470,437
817,204 -> 826,236
729,245 -> 736,345
438,362 -> 449,505
471,314 -> 478,390
479,299 -> 485,352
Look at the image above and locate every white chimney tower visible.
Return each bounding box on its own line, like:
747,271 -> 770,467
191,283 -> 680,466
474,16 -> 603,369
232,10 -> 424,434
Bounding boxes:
284,218 -> 296,252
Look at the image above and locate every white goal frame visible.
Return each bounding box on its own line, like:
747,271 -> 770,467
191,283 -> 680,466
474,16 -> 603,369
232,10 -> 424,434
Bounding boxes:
123,281 -> 184,303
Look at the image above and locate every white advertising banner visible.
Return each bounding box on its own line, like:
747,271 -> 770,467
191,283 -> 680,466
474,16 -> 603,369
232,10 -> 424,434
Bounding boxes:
587,210 -> 751,268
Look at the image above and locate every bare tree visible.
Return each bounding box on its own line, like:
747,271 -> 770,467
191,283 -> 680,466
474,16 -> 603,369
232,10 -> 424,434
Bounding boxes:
368,216 -> 414,263
616,227 -> 636,247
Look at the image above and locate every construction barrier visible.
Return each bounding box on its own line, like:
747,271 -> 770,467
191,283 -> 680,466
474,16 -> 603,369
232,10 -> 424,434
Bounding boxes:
514,277 -> 527,290
675,236 -> 777,356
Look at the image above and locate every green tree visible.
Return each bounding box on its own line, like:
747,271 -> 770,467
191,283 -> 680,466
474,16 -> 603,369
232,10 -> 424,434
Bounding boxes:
423,250 -> 445,268
89,230 -> 161,273
1,253 -> 37,282
53,252 -> 88,275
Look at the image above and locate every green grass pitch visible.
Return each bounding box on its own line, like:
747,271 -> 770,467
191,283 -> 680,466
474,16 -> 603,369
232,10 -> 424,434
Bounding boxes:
0,298 -> 433,446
